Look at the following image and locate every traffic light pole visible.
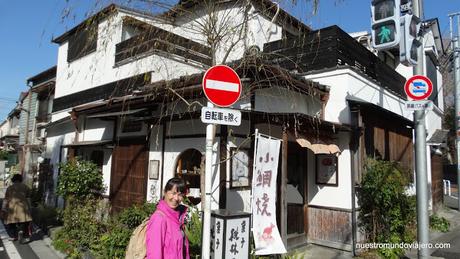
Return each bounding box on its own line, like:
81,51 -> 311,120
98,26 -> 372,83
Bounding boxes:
455,37 -> 460,212
412,1 -> 430,258
450,12 -> 460,211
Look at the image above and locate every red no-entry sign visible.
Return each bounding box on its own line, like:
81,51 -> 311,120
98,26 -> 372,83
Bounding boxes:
404,75 -> 433,101
202,65 -> 241,107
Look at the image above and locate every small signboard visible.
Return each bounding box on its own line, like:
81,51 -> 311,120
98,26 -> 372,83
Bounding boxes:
201,107 -> 241,126
211,210 -> 251,259
404,75 -> 433,101
202,65 -> 242,107
405,100 -> 433,111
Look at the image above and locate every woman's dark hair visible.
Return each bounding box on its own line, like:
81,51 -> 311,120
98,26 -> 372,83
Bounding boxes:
164,177 -> 187,194
11,174 -> 23,183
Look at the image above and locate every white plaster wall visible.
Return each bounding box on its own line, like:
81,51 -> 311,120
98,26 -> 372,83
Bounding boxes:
0,121 -> 7,137
304,69 -> 411,124
425,145 -> 433,211
163,137 -> 220,210
161,120 -> 220,209
225,134 -> 252,213
54,12 -> 202,100
45,122 -> 75,204
395,62 -> 414,79
80,118 -> 114,142
102,149 -> 112,197
229,124 -> 282,212
308,131 -> 352,209
247,7 -> 283,52
51,110 -> 72,122
171,5 -> 282,64
154,118 -> 252,208
147,125 -> 164,201
423,30 -> 439,57
435,70 -> 444,111
306,68 -> 443,210
425,108 -> 443,139
225,119 -> 252,212
254,87 -> 322,116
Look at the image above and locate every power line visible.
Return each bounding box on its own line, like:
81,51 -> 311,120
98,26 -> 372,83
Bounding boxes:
0,97 -> 17,103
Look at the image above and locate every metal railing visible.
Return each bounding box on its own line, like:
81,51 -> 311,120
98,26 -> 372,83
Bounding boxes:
443,179 -> 452,196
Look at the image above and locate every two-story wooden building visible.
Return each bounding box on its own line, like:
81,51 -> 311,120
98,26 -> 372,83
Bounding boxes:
44,1 -> 445,252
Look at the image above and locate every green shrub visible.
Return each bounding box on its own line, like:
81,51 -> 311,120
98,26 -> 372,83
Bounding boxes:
57,157 -> 105,199
430,214 -> 450,232
0,150 -> 8,160
185,207 -> 202,257
52,228 -> 81,259
94,222 -> 132,259
357,159 -> 416,258
92,201 -> 158,258
54,198 -> 107,254
117,202 -> 157,229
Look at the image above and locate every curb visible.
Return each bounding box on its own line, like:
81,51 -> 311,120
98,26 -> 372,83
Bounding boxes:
41,235 -> 66,259
32,224 -> 66,259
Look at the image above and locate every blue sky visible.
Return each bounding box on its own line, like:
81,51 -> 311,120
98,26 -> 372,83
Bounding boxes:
0,0 -> 459,120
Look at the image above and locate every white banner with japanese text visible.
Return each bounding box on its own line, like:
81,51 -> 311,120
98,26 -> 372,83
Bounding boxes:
251,132 -> 286,255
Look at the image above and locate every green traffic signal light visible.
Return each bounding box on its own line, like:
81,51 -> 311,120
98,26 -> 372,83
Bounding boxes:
371,0 -> 400,50
373,22 -> 396,45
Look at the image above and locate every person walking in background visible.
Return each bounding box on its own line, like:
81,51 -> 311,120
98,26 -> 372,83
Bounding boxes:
2,174 -> 32,243
145,177 -> 190,259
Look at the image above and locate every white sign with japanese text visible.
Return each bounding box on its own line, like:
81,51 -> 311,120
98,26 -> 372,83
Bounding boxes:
224,217 -> 250,259
404,100 -> 433,111
251,132 -> 286,255
201,107 -> 241,126
211,217 -> 224,258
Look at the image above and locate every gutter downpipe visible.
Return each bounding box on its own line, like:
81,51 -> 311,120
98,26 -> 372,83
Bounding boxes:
350,105 -> 360,256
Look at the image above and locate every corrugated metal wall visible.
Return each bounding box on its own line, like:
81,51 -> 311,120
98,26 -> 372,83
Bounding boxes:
18,92 -> 38,145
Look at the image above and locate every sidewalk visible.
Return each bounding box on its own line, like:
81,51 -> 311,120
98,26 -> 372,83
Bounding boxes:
0,186 -> 65,259
0,220 -> 65,259
289,244 -> 353,259
405,206 -> 460,259
291,206 -> 460,259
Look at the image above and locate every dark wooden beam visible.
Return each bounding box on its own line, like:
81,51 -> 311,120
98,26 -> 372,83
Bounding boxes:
219,125 -> 228,209
281,126 -> 288,244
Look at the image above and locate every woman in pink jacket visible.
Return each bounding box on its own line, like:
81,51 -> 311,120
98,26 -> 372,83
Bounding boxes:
146,178 -> 190,259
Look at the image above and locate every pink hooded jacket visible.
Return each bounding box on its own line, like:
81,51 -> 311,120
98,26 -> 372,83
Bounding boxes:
145,200 -> 190,259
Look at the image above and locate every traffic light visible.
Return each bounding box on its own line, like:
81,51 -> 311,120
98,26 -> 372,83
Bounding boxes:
371,0 -> 401,50
399,14 -> 421,66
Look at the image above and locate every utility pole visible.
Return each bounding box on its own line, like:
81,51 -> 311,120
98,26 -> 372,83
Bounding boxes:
450,12 -> 460,211
412,0 -> 430,258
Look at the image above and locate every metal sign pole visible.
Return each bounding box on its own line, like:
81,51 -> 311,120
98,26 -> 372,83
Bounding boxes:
202,102 -> 215,259
412,0 -> 430,258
